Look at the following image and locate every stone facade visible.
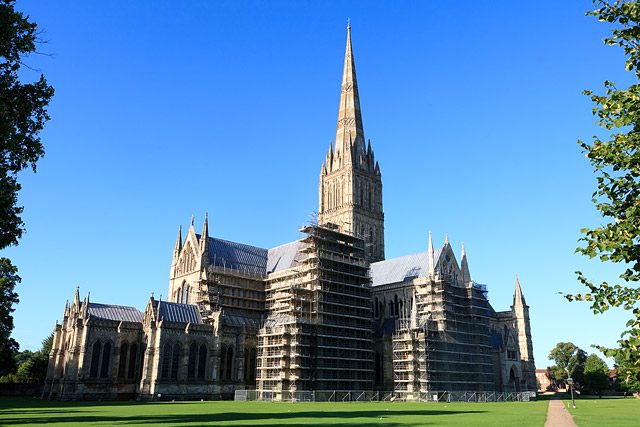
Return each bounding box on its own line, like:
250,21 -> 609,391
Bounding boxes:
43,25 -> 536,400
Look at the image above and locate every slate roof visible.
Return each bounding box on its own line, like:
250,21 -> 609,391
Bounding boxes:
87,303 -> 143,323
154,300 -> 203,324
197,234 -> 268,275
196,234 -> 305,276
267,241 -> 304,274
370,249 -> 442,287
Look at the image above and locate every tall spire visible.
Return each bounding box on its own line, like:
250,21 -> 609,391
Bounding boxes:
514,275 -> 526,306
335,22 -> 364,162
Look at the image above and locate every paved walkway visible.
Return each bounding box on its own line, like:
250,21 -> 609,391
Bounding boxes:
544,398 -> 578,427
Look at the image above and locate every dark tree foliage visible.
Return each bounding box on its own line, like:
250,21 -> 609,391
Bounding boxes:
0,0 -> 54,248
547,342 -> 587,386
0,258 -> 19,377
583,353 -> 611,392
0,0 -> 54,378
567,0 -> 640,385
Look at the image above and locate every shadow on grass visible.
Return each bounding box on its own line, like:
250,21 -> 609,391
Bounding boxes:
0,410 -> 487,426
0,398 -> 487,426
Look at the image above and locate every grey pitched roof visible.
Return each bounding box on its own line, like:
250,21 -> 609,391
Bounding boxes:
267,240 -> 304,274
196,234 -> 304,276
370,249 -> 442,287
198,234 -> 269,275
154,300 -> 203,324
87,303 -> 143,323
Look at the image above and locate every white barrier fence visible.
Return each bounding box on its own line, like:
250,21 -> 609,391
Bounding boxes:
234,390 -> 536,402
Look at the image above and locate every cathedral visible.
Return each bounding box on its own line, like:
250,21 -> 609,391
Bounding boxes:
43,25 -> 536,401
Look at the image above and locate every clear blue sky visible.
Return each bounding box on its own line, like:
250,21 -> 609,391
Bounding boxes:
5,0 -> 635,368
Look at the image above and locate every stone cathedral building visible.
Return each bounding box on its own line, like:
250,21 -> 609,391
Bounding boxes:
43,26 -> 536,401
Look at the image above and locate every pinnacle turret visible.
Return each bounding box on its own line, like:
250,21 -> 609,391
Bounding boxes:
460,241 -> 471,284
428,231 -> 435,276
514,275 -> 526,306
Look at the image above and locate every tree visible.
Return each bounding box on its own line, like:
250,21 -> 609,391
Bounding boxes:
583,354 -> 610,392
15,332 -> 52,382
548,342 -> 587,386
0,0 -> 54,375
567,0 -> 640,384
0,258 -> 19,377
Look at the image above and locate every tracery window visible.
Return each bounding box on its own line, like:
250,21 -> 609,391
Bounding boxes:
89,341 -> 102,378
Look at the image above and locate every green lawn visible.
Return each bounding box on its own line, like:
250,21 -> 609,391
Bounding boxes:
0,397 -> 549,426
566,396 -> 640,427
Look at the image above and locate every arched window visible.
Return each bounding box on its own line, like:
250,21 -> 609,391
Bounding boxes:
188,343 -> 198,379
197,344 -> 207,380
128,344 -> 138,379
375,351 -> 383,383
220,345 -> 227,381
161,343 -> 172,379
226,347 -> 234,380
249,348 -> 257,381
394,295 -> 399,317
243,348 -> 249,381
118,342 -> 129,378
89,341 -> 102,378
171,343 -> 180,379
100,342 -> 111,378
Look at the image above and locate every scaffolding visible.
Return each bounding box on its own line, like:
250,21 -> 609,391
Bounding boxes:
256,224 -> 374,399
391,274 -> 494,396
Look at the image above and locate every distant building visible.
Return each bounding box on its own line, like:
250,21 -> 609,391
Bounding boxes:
43,25 -> 536,401
536,369 -> 551,391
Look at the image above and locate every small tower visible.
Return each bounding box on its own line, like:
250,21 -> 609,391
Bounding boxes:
511,276 -> 536,391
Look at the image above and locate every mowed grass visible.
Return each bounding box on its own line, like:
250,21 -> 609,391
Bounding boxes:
566,396 -> 640,427
0,397 -> 549,426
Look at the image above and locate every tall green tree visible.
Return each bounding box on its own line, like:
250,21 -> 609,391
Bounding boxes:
0,258 -> 19,376
583,354 -> 610,392
548,342 -> 587,386
568,0 -> 640,383
0,0 -> 54,376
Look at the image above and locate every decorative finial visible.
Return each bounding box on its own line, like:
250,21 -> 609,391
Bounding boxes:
151,292 -> 154,298
191,215 -> 194,226
347,18 -> 351,30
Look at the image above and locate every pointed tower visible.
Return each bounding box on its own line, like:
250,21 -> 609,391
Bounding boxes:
511,276 -> 537,390
317,23 -> 385,262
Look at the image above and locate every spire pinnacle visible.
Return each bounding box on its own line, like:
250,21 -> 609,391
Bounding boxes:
445,234 -> 449,245
335,22 -> 364,163
428,231 -> 435,276
174,225 -> 182,253
201,212 -> 209,240
460,241 -> 471,284
514,275 -> 526,306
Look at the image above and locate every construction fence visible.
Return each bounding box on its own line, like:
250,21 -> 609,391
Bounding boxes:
234,390 -> 537,402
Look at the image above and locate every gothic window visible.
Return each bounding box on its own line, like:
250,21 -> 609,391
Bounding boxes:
197,344 -> 207,379
375,351 -> 383,383
118,342 -> 129,378
161,343 -> 172,379
100,342 -> 111,378
128,344 -> 138,379
220,345 -> 227,380
226,346 -> 234,380
171,343 -> 180,379
394,295 -> 399,317
249,348 -> 257,381
89,341 -> 102,378
187,343 -> 198,379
